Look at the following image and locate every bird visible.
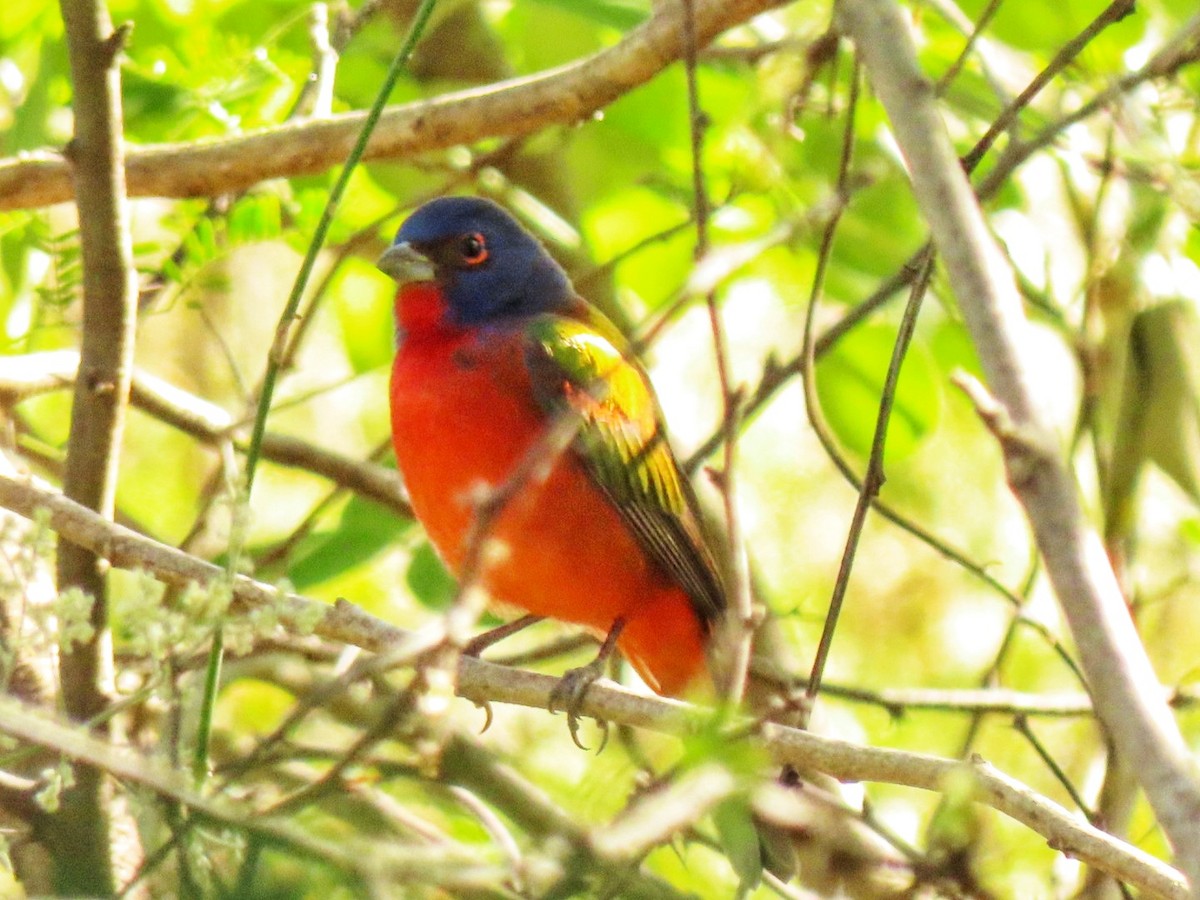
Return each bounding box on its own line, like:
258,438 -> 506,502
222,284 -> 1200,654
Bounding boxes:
378,195 -> 727,707
377,197 -> 909,891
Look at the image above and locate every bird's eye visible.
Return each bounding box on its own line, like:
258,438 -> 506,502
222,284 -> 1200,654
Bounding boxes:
460,232 -> 488,266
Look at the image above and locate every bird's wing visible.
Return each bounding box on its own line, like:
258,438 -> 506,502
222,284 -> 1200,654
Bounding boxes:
523,310 -> 726,628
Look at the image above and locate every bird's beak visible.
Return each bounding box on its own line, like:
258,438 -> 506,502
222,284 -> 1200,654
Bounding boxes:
377,241 -> 436,283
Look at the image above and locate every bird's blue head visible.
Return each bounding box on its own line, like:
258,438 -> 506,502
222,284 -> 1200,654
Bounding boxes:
377,196 -> 573,328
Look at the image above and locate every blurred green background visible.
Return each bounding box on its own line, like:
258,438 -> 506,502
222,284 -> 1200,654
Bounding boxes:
3,0 -> 1200,895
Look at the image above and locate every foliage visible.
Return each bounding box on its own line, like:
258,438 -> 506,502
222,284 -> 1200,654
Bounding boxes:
2,0 -> 1200,896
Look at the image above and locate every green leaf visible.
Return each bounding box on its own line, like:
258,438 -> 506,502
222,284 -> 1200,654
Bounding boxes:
1105,300 -> 1200,539
121,63 -> 194,139
0,215 -> 32,300
1182,517 -> 1200,547
713,798 -> 762,888
227,193 -> 283,244
581,187 -> 692,310
835,179 -> 923,280
5,38 -> 67,152
929,318 -> 984,383
815,323 -> 941,462
405,541 -> 456,610
287,495 -> 410,592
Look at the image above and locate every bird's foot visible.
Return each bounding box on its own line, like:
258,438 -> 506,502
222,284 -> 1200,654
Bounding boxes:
549,657 -> 610,752
548,617 -> 626,752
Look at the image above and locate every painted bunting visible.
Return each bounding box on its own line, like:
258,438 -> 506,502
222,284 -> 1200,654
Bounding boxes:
377,197 -> 908,889
378,196 -> 726,699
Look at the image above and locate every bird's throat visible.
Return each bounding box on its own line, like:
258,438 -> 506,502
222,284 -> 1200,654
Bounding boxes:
395,282 -> 454,339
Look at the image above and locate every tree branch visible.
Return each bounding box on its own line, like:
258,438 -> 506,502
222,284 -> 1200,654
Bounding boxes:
835,0 -> 1200,885
0,0 -> 781,211
0,472 -> 1186,898
53,0 -> 139,892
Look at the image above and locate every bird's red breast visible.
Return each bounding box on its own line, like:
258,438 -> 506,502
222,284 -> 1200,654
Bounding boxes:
389,283 -> 709,696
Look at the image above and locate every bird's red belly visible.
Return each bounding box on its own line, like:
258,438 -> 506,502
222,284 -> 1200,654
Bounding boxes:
390,331 -> 707,695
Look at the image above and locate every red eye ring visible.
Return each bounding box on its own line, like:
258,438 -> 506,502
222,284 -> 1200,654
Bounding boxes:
461,232 -> 488,266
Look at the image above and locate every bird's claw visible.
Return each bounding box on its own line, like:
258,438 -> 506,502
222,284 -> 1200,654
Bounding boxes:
549,659 -> 609,752
474,698 -> 494,734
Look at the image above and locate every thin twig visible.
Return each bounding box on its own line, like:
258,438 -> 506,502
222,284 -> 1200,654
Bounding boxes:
1012,714 -> 1094,821
797,54 -> 861,715
0,696 -> 512,893
934,0 -> 1005,95
199,0 -> 436,777
951,553 -> 1042,759
0,351 -> 413,519
961,0 -> 1139,172
837,0 -> 1200,875
807,243 -> 934,705
679,10 -> 1198,662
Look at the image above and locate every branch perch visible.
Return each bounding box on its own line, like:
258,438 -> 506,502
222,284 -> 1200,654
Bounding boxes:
0,472 -> 1186,898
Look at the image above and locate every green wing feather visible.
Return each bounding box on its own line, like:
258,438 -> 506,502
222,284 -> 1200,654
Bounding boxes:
524,309 -> 726,629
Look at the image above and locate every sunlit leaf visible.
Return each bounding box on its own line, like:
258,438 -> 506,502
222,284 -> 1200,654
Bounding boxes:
287,496 -> 410,591
815,323 -> 941,461
228,193 -> 283,244
405,541 -> 456,610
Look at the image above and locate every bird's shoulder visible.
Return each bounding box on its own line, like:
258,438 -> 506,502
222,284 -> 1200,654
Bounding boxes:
520,298 -> 657,433
519,299 -> 727,627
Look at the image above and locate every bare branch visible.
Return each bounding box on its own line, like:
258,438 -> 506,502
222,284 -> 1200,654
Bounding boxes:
0,0 -> 782,211
959,0 -> 1137,171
